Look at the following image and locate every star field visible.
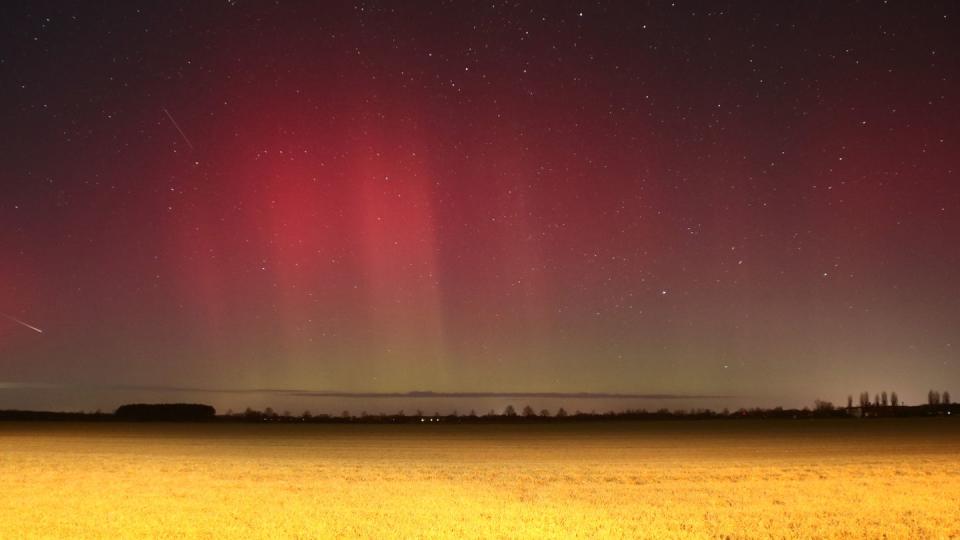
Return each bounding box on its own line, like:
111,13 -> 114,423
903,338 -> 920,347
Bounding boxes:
0,1 -> 958,413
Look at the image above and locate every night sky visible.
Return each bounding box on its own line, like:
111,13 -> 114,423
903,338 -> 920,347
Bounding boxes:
1,1 -> 958,414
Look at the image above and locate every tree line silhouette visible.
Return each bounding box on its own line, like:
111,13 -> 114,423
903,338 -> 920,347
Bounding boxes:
835,389 -> 952,413
0,390 -> 954,422
115,403 -> 215,421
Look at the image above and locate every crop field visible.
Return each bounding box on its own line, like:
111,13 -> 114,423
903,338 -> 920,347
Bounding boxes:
1,419 -> 959,539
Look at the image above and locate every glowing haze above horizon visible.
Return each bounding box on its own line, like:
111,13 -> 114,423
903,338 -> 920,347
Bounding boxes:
1,1 -> 958,414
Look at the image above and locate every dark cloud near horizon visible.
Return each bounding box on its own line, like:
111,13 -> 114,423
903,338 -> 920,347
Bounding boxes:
116,385 -> 733,400
1,381 -> 730,400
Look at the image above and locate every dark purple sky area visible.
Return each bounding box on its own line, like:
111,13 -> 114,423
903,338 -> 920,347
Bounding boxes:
1,1 -> 957,414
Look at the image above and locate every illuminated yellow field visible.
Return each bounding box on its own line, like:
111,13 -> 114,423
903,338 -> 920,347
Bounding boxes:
2,419 -> 959,538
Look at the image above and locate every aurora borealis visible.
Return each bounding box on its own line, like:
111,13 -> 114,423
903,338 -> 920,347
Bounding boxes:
1,1 -> 957,413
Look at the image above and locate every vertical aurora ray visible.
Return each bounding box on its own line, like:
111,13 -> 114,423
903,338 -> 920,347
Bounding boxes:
0,1 -> 957,412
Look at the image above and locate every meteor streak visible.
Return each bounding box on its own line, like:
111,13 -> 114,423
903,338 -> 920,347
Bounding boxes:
1,312 -> 43,334
162,107 -> 194,151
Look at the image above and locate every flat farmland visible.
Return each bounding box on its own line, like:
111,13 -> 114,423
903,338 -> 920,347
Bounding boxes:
1,419 -> 959,538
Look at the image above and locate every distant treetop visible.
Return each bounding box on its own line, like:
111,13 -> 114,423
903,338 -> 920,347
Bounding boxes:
114,403 -> 216,421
